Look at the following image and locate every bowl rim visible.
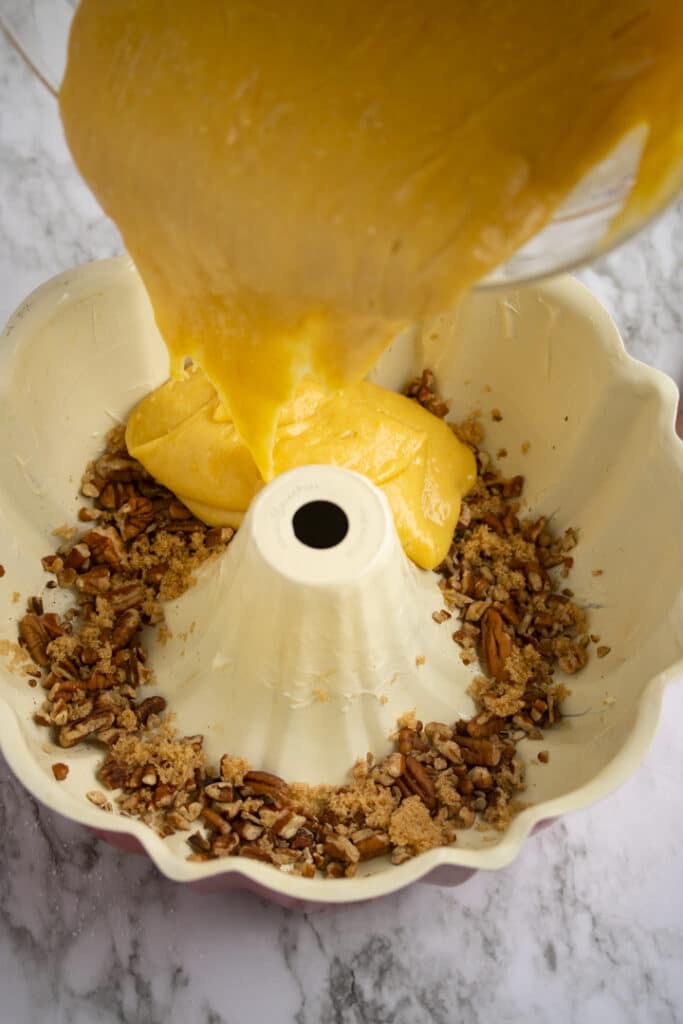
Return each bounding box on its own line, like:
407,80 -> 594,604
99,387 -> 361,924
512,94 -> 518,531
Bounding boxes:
1,256 -> 682,904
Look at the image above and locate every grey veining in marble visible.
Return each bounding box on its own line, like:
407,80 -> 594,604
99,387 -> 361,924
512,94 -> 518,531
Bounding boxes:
1,7 -> 682,1023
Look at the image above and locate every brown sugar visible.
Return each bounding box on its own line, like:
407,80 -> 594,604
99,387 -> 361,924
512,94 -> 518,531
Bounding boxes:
389,796 -> 443,853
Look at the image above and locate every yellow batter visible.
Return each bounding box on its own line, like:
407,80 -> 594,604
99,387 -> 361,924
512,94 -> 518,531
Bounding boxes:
127,369 -> 476,570
60,2 -> 682,562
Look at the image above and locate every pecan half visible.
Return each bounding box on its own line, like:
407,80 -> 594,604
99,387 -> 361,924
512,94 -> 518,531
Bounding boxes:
242,770 -> 289,802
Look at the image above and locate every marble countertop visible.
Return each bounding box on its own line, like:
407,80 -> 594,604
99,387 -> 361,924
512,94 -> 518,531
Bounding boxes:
1,10 -> 682,1024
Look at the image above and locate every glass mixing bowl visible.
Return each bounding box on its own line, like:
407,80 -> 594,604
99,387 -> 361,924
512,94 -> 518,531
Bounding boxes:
0,1 -> 679,286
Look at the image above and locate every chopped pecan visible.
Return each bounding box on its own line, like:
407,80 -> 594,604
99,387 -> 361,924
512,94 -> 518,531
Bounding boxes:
82,526 -> 126,567
457,736 -> 501,768
98,759 -> 130,789
58,710 -> 115,748
211,833 -> 240,857
152,783 -> 176,808
117,496 -> 155,540
98,481 -> 138,510
356,832 -> 391,861
270,809 -> 307,839
239,846 -> 273,864
64,543 -> 91,572
466,713 -> 506,738
234,820 -> 264,842
95,453 -> 149,483
403,756 -> 437,810
108,582 -> 145,612
136,695 -> 167,724
242,770 -> 289,802
323,834 -> 360,864
481,608 -> 513,681
111,609 -> 141,650
75,566 -> 111,595
41,554 -> 63,574
19,613 -> 50,667
204,782 -> 235,802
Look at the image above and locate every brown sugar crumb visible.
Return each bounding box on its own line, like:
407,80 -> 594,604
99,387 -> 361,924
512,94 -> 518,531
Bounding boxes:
397,709 -> 418,731
597,646 -> 611,659
51,762 -> 69,781
20,375 -> 593,878
329,777 -> 396,831
592,569 -> 604,577
496,447 -> 508,459
106,722 -> 203,789
219,753 -> 250,786
11,592 -> 20,604
415,655 -> 426,666
452,414 -> 484,448
491,408 -> 503,422
389,796 -> 443,854
521,441 -> 531,454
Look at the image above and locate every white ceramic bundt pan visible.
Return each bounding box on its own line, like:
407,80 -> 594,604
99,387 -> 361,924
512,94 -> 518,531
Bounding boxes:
1,256 -> 681,907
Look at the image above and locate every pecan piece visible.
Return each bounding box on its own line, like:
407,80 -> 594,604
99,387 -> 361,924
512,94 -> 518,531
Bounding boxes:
270,809 -> 307,839
41,554 -> 63,574
242,770 -> 289,802
94,453 -> 148,483
466,713 -> 506,738
58,710 -> 115,748
117,496 -> 155,540
75,566 -> 111,595
111,609 -> 141,650
98,759 -> 130,789
239,846 -> 273,864
64,543 -> 91,572
82,526 -> 126,568
403,755 -> 437,810
98,481 -> 138,510
108,582 -> 145,612
204,782 -> 235,803
19,613 -> 50,667
136,695 -> 167,724
457,736 -> 501,768
323,834 -> 360,864
481,608 -> 513,681
356,832 -> 391,862
211,833 -> 240,857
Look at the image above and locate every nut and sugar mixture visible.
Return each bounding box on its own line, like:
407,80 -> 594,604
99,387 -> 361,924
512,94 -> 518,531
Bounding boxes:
18,378 -> 595,878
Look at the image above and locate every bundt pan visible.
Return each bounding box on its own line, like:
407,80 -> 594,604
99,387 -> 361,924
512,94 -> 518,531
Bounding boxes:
0,256 -> 681,906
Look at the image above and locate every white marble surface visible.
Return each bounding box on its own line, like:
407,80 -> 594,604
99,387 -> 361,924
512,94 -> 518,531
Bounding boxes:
1,11 -> 683,1024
